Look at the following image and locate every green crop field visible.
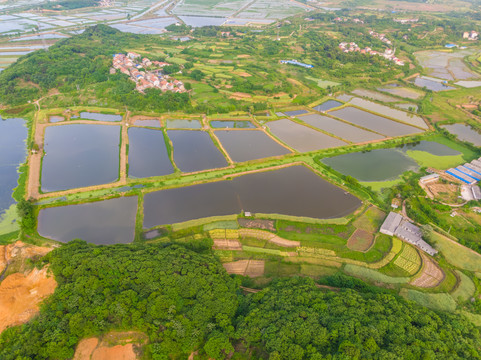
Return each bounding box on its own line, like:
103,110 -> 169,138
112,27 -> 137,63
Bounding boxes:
406,150 -> 465,169
431,232 -> 481,273
344,264 -> 410,284
451,270 -> 476,302
401,289 -> 457,312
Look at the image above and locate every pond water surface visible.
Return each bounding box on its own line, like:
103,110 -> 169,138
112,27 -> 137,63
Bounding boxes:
210,120 -> 255,129
442,124 -> 481,146
168,130 -> 228,172
299,114 -> 385,143
413,77 -> 455,91
128,128 -> 174,178
329,107 -> 423,137
313,100 -> 343,112
215,130 -> 291,162
0,117 -> 26,214
134,119 -> 161,127
166,119 -> 202,129
41,124 -> 120,192
323,149 -> 419,182
267,119 -> 347,152
79,112 -> 122,122
143,165 -> 361,227
37,196 -> 138,244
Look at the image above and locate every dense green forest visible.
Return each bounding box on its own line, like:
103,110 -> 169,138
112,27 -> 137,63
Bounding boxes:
1,241 -> 480,359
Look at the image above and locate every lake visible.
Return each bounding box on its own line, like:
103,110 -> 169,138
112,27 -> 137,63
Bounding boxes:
329,107 -> 423,137
299,114 -> 385,143
215,130 -> 291,162
267,119 -> 347,152
168,130 -> 228,172
442,124 -> 481,146
143,165 -> 361,227
41,124 -> 120,192
79,112 -> 122,122
0,117 -> 26,214
128,127 -> 174,178
37,196 -> 138,244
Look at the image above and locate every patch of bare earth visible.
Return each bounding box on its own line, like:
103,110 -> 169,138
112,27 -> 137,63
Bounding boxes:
223,260 -> 265,277
229,92 -> 252,100
74,331 -> 147,360
239,229 -> 300,247
213,239 -> 242,251
409,253 -> 444,288
347,229 -> 374,252
238,219 -> 276,232
0,267 -> 57,333
1,241 -> 54,273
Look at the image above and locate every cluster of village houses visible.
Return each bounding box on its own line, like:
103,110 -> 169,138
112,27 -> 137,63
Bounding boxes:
463,30 -> 479,41
338,41 -> 405,66
111,52 -> 186,94
333,17 -> 364,24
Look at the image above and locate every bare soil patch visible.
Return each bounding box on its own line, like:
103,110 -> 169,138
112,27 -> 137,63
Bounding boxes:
237,54 -> 251,58
223,260 -> 265,277
239,229 -> 300,247
229,92 -> 252,100
213,239 -> 242,250
74,331 -> 147,360
238,219 -> 276,232
410,253 -> 444,288
236,71 -> 251,77
0,267 -> 57,333
347,229 -> 374,252
0,241 -> 54,274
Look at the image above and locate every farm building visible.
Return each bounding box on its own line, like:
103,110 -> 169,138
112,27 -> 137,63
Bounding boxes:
420,173 -> 439,184
472,185 -> 481,200
446,168 -> 476,185
380,212 -> 438,256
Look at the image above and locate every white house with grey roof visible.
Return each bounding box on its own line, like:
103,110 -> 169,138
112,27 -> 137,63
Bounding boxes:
380,212 -> 438,256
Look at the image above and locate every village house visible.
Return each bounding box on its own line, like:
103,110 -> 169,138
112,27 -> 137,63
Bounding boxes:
112,53 -> 186,94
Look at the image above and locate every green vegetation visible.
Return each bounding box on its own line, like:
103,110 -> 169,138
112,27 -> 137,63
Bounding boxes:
344,264 -> 410,284
452,271 -> 476,303
400,289 -> 457,313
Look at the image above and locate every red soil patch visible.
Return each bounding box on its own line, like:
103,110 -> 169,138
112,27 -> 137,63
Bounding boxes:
0,241 -> 54,273
229,92 -> 252,99
0,267 -> 57,333
74,332 -> 147,360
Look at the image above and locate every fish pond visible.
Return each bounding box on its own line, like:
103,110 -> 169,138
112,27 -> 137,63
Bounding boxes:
323,149 -> 419,182
143,165 -> 361,227
37,196 -> 138,244
210,120 -> 255,129
166,119 -> 202,129
79,112 -> 122,122
41,124 -> 120,192
349,97 -> 427,129
442,124 -> 481,146
377,85 -> 424,100
329,107 -> 423,137
49,116 -> 64,123
322,141 -> 460,182
413,77 -> 455,91
299,114 -> 385,143
0,117 -> 27,214
215,130 -> 291,162
128,127 -> 174,178
134,119 -> 161,127
313,100 -> 343,112
168,130 -> 228,172
267,119 -> 347,152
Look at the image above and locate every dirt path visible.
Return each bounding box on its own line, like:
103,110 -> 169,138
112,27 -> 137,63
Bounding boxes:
120,112 -> 130,182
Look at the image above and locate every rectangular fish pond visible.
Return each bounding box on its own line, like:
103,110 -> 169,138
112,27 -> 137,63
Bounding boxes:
37,196 -> 138,244
266,119 -> 347,152
143,165 -> 362,228
78,112 -> 122,122
167,130 -> 228,172
329,107 -> 424,137
128,127 -> 174,178
41,124 -> 120,192
214,130 -> 291,162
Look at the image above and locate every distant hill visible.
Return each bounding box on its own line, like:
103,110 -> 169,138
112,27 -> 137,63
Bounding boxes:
0,25 -> 190,112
